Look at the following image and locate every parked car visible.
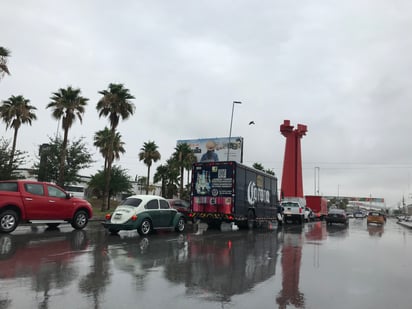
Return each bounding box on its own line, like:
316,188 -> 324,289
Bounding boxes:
367,211 -> 385,225
0,180 -> 93,233
325,209 -> 349,226
167,199 -> 192,222
102,195 -> 185,236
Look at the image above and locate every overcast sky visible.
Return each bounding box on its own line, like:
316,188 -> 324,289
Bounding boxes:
1,0 -> 412,207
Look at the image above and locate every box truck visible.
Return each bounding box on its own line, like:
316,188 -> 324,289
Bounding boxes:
305,195 -> 328,220
190,161 -> 279,229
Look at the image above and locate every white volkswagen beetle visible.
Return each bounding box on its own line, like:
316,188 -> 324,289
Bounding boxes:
102,195 -> 185,236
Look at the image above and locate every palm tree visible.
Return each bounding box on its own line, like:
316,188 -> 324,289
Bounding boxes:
93,128 -> 125,210
138,141 -> 161,194
47,86 -> 88,186
155,158 -> 180,198
154,164 -> 168,198
173,143 -> 196,198
0,95 -> 37,168
94,127 -> 116,170
0,46 -> 11,79
97,83 -> 135,209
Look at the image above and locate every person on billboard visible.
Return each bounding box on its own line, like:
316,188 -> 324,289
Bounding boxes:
200,140 -> 219,162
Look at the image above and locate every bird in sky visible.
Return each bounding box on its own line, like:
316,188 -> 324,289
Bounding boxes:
249,121 -> 255,125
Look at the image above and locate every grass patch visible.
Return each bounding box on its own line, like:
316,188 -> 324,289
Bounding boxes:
87,198 -> 120,219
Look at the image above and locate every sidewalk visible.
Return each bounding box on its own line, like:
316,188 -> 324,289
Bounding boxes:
397,220 -> 412,229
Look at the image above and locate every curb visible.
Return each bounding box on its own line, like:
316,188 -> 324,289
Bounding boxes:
397,221 -> 412,229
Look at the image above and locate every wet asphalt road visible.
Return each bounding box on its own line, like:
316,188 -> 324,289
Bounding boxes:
1,219 -> 412,309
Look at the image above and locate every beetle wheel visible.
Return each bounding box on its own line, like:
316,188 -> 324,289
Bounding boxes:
138,219 -> 152,236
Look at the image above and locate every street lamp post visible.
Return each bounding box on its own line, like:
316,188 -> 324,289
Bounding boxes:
314,166 -> 320,195
227,101 -> 242,161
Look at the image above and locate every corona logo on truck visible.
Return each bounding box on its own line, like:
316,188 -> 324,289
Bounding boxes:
247,181 -> 271,205
190,161 -> 279,229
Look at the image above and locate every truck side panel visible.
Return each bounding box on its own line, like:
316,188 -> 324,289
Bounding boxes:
305,195 -> 328,219
234,165 -> 277,219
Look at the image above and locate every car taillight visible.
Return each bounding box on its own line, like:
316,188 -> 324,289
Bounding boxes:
131,215 -> 137,221
299,208 -> 302,213
105,213 -> 111,220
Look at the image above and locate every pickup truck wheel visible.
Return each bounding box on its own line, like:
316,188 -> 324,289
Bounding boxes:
71,210 -> 88,230
138,219 -> 152,236
175,217 -> 185,232
0,210 -> 19,234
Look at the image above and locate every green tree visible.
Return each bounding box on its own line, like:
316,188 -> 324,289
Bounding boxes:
33,137 -> 93,184
138,141 -> 161,194
94,128 -> 125,169
47,86 -> 88,186
172,143 -> 196,198
154,158 -> 180,198
97,83 -> 135,210
154,164 -> 168,197
265,169 -> 275,176
253,162 -> 264,171
93,128 -> 125,210
0,95 -> 37,169
88,165 -> 133,200
154,162 -> 181,198
0,137 -> 26,180
0,46 -> 11,79
252,162 -> 275,176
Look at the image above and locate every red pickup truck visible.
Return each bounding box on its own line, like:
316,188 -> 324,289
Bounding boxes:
0,180 -> 93,233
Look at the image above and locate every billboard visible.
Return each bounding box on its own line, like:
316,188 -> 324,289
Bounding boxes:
177,137 -> 243,163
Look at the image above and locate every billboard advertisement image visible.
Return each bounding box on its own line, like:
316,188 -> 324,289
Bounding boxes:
177,137 -> 243,163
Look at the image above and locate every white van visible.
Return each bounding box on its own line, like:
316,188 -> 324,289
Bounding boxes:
64,185 -> 86,199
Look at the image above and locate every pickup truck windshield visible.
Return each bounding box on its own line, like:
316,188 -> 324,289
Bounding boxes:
282,202 -> 300,208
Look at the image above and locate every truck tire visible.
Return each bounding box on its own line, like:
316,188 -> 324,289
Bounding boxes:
247,210 -> 255,229
0,210 -> 19,234
138,219 -> 152,236
71,210 -> 88,230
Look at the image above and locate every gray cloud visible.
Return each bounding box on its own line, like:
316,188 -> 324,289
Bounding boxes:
1,0 -> 412,206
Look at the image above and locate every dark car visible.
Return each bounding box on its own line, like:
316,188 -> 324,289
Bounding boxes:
325,209 -> 349,226
167,199 -> 193,222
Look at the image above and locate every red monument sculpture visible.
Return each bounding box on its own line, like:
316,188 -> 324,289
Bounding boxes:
280,120 -> 307,198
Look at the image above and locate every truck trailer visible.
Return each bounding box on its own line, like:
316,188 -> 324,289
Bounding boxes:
190,161 -> 279,229
305,195 -> 328,220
